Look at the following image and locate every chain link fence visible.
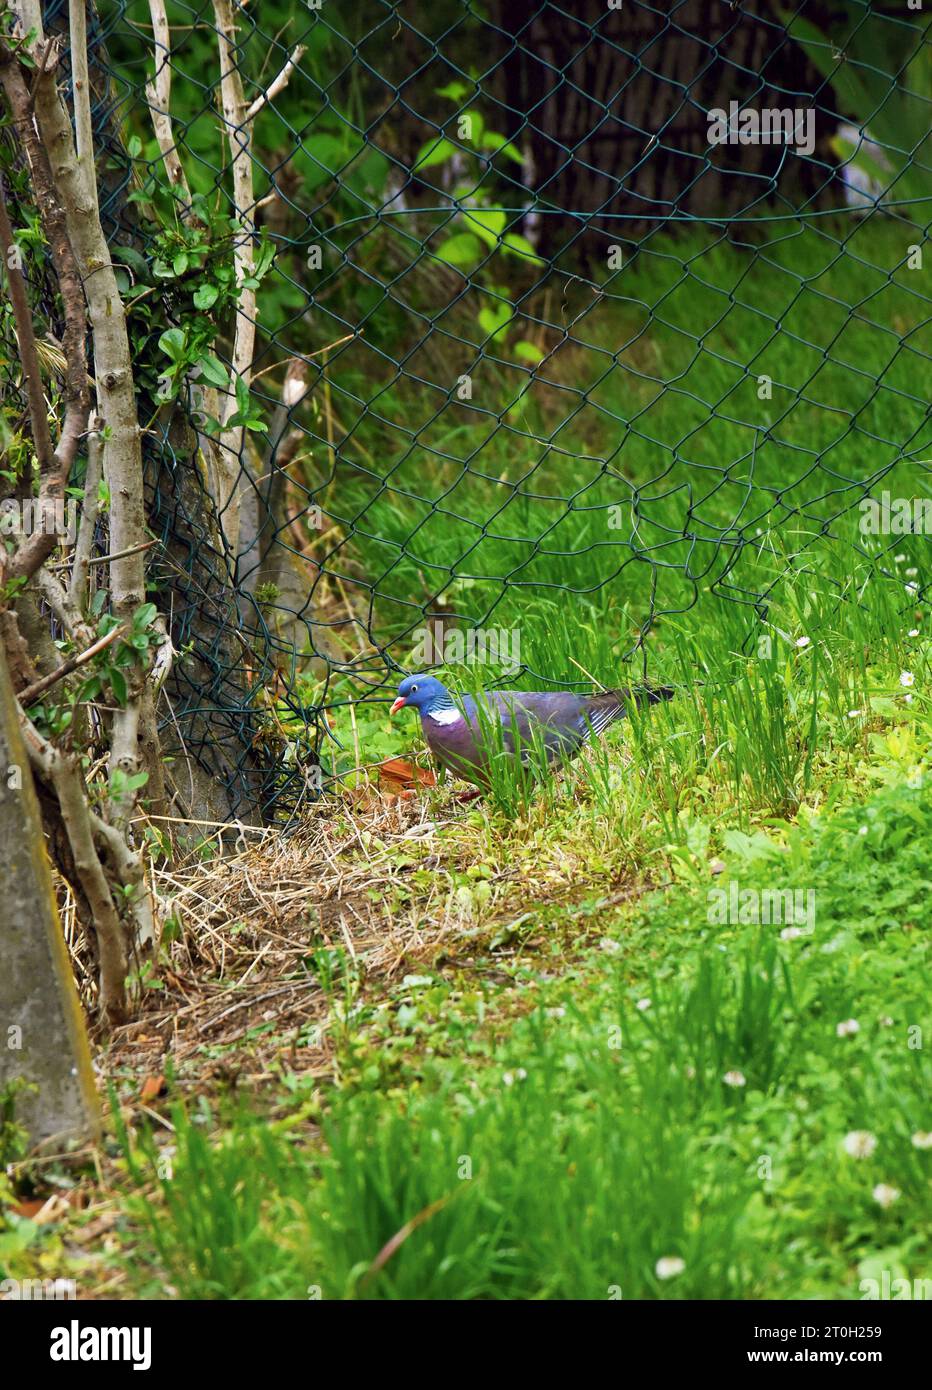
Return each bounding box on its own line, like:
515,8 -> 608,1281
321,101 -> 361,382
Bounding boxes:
9,0 -> 931,820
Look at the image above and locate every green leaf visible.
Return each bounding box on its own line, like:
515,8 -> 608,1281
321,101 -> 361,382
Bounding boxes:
196,354 -> 229,388
112,245 -> 150,278
514,339 -> 545,365
463,207 -> 506,249
413,137 -> 458,172
252,238 -> 277,282
435,81 -> 471,102
157,328 -> 187,362
480,131 -> 524,165
459,110 -> 485,146
478,300 -> 513,343
433,232 -> 483,269
134,602 -> 158,630
193,283 -> 219,310
172,252 -> 189,276
109,667 -> 128,707
502,232 -> 545,265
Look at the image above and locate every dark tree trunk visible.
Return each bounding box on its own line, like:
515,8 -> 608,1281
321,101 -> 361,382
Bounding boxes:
497,0 -> 843,262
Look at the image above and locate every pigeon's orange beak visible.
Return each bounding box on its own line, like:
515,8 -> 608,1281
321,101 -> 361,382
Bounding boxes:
390,696 -> 407,716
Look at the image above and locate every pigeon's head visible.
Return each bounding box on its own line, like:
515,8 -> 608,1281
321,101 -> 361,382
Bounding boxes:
390,673 -> 452,717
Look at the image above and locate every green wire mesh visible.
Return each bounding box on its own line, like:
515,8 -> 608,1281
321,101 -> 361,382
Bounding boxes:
9,1 -> 932,819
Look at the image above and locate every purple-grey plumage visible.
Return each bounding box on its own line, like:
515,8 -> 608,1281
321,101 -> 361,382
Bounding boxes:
390,674 -> 674,789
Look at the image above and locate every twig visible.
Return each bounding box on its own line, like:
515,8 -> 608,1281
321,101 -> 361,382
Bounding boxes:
210,8 -> 305,558
26,32 -> 57,106
0,33 -> 91,582
68,424 -> 101,605
144,0 -> 193,210
88,538 -> 160,568
16,623 -> 129,707
244,45 -> 306,123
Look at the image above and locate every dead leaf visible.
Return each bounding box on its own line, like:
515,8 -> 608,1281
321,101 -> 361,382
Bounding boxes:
139,1074 -> 167,1102
11,1198 -> 45,1220
14,1193 -> 72,1225
378,758 -> 436,797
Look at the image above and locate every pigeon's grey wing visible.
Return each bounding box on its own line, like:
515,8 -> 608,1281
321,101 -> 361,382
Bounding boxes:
483,691 -> 590,762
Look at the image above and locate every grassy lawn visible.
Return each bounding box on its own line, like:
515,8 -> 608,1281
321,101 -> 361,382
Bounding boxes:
113,771 -> 932,1300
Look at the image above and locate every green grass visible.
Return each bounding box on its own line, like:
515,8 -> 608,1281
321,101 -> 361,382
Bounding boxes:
300,215 -> 931,680
110,755 -> 931,1299
308,215 -> 930,808
98,216 -> 930,1302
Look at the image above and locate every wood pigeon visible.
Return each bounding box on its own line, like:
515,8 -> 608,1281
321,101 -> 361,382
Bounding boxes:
390,673 -> 674,790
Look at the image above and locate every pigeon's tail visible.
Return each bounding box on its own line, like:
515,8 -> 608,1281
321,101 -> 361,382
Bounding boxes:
584,684 -> 675,734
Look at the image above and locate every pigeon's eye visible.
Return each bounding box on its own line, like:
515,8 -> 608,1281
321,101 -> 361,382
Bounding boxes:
411,684 -> 419,694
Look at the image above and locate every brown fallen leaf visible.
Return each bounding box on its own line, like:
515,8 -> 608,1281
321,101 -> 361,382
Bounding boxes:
11,1198 -> 45,1220
13,1193 -> 72,1225
378,758 -> 436,797
139,1074 -> 167,1102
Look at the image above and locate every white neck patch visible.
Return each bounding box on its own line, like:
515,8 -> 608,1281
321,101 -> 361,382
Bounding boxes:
428,706 -> 463,727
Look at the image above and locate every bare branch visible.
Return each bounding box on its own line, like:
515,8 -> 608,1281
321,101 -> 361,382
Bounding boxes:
68,0 -> 93,177
67,423 -> 101,608
210,0 -> 256,558
0,180 -> 55,473
144,0 -> 193,211
36,566 -> 95,648
16,621 -> 129,707
0,35 -> 90,582
244,44 -> 306,123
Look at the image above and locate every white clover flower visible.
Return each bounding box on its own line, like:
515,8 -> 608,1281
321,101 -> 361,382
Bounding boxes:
655,1256 -> 686,1280
600,937 -> 621,953
546,1006 -> 566,1019
908,629 -> 920,638
636,998 -> 652,1012
899,671 -> 915,688
904,693 -> 913,705
503,1072 -> 514,1086
837,1018 -> 860,1037
723,1069 -> 746,1088
905,567 -> 918,577
858,825 -> 869,836
796,635 -> 811,649
872,1183 -> 901,1209
906,582 -> 919,596
780,926 -> 803,941
894,554 -> 906,563
843,1130 -> 877,1159
911,1131 -> 932,1150
846,709 -> 862,719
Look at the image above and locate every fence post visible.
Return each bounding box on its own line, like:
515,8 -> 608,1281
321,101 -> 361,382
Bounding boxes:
0,643 -> 99,1146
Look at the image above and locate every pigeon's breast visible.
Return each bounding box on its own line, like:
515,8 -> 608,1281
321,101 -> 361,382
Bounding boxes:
422,708 -> 487,784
